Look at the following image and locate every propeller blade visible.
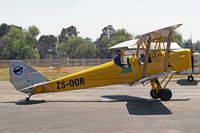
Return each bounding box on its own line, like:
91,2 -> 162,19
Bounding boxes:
189,34 -> 194,73
191,54 -> 194,73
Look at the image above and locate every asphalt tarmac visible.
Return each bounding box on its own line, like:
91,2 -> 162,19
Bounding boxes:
0,79 -> 200,133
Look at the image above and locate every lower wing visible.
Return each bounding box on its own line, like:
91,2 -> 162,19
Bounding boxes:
130,71 -> 176,86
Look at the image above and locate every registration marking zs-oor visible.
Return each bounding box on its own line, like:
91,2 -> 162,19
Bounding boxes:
56,78 -> 85,89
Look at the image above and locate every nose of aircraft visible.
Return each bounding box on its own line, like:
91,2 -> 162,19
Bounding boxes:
169,49 -> 192,73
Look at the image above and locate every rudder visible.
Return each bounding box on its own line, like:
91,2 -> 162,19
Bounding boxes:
9,60 -> 47,94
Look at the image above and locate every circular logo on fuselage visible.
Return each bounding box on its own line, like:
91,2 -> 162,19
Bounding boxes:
13,66 -> 24,76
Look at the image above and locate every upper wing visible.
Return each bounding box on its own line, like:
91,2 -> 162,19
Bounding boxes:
130,71 -> 176,86
109,39 -> 138,49
109,24 -> 182,50
137,24 -> 182,45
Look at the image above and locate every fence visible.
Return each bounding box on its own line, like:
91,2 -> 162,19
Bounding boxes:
0,59 -> 112,68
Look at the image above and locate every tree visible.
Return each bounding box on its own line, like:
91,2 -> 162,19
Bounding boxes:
192,41 -> 200,52
172,31 -> 183,47
57,36 -> 96,59
38,35 -> 57,59
24,26 -> 40,49
109,29 -> 133,47
1,26 -> 39,59
58,26 -> 78,43
95,36 -> 111,58
0,23 -> 11,37
95,26 -> 133,59
75,38 -> 96,59
57,26 -> 95,59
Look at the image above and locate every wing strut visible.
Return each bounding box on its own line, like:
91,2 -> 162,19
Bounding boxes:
164,29 -> 172,72
142,36 -> 151,78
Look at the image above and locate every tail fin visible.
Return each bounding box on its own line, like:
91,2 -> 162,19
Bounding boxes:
9,60 -> 47,93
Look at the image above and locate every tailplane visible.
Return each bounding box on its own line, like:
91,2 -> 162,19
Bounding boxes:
9,60 -> 47,94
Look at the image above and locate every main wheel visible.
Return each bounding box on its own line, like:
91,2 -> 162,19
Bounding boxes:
150,90 -> 161,99
160,89 -> 172,101
188,75 -> 194,81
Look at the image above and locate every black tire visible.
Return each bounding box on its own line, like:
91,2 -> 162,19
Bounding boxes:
25,97 -> 30,102
188,75 -> 194,81
150,90 -> 160,99
160,89 -> 172,101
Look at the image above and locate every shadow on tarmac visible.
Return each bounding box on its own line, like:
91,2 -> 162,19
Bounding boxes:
102,95 -> 172,115
2,95 -> 190,115
177,79 -> 199,86
2,100 -> 46,105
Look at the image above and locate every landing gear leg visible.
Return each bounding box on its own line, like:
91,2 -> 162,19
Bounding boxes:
150,78 -> 172,101
25,92 -> 33,102
150,79 -> 162,100
150,89 -> 161,99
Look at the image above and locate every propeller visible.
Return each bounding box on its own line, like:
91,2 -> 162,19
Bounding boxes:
189,33 -> 194,73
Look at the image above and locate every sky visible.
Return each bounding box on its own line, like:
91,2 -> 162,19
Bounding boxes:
0,0 -> 200,41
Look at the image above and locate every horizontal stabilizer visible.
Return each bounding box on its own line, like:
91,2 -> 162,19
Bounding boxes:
18,81 -> 50,92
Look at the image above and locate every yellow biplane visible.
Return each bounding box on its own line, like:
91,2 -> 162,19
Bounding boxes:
9,24 -> 192,102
